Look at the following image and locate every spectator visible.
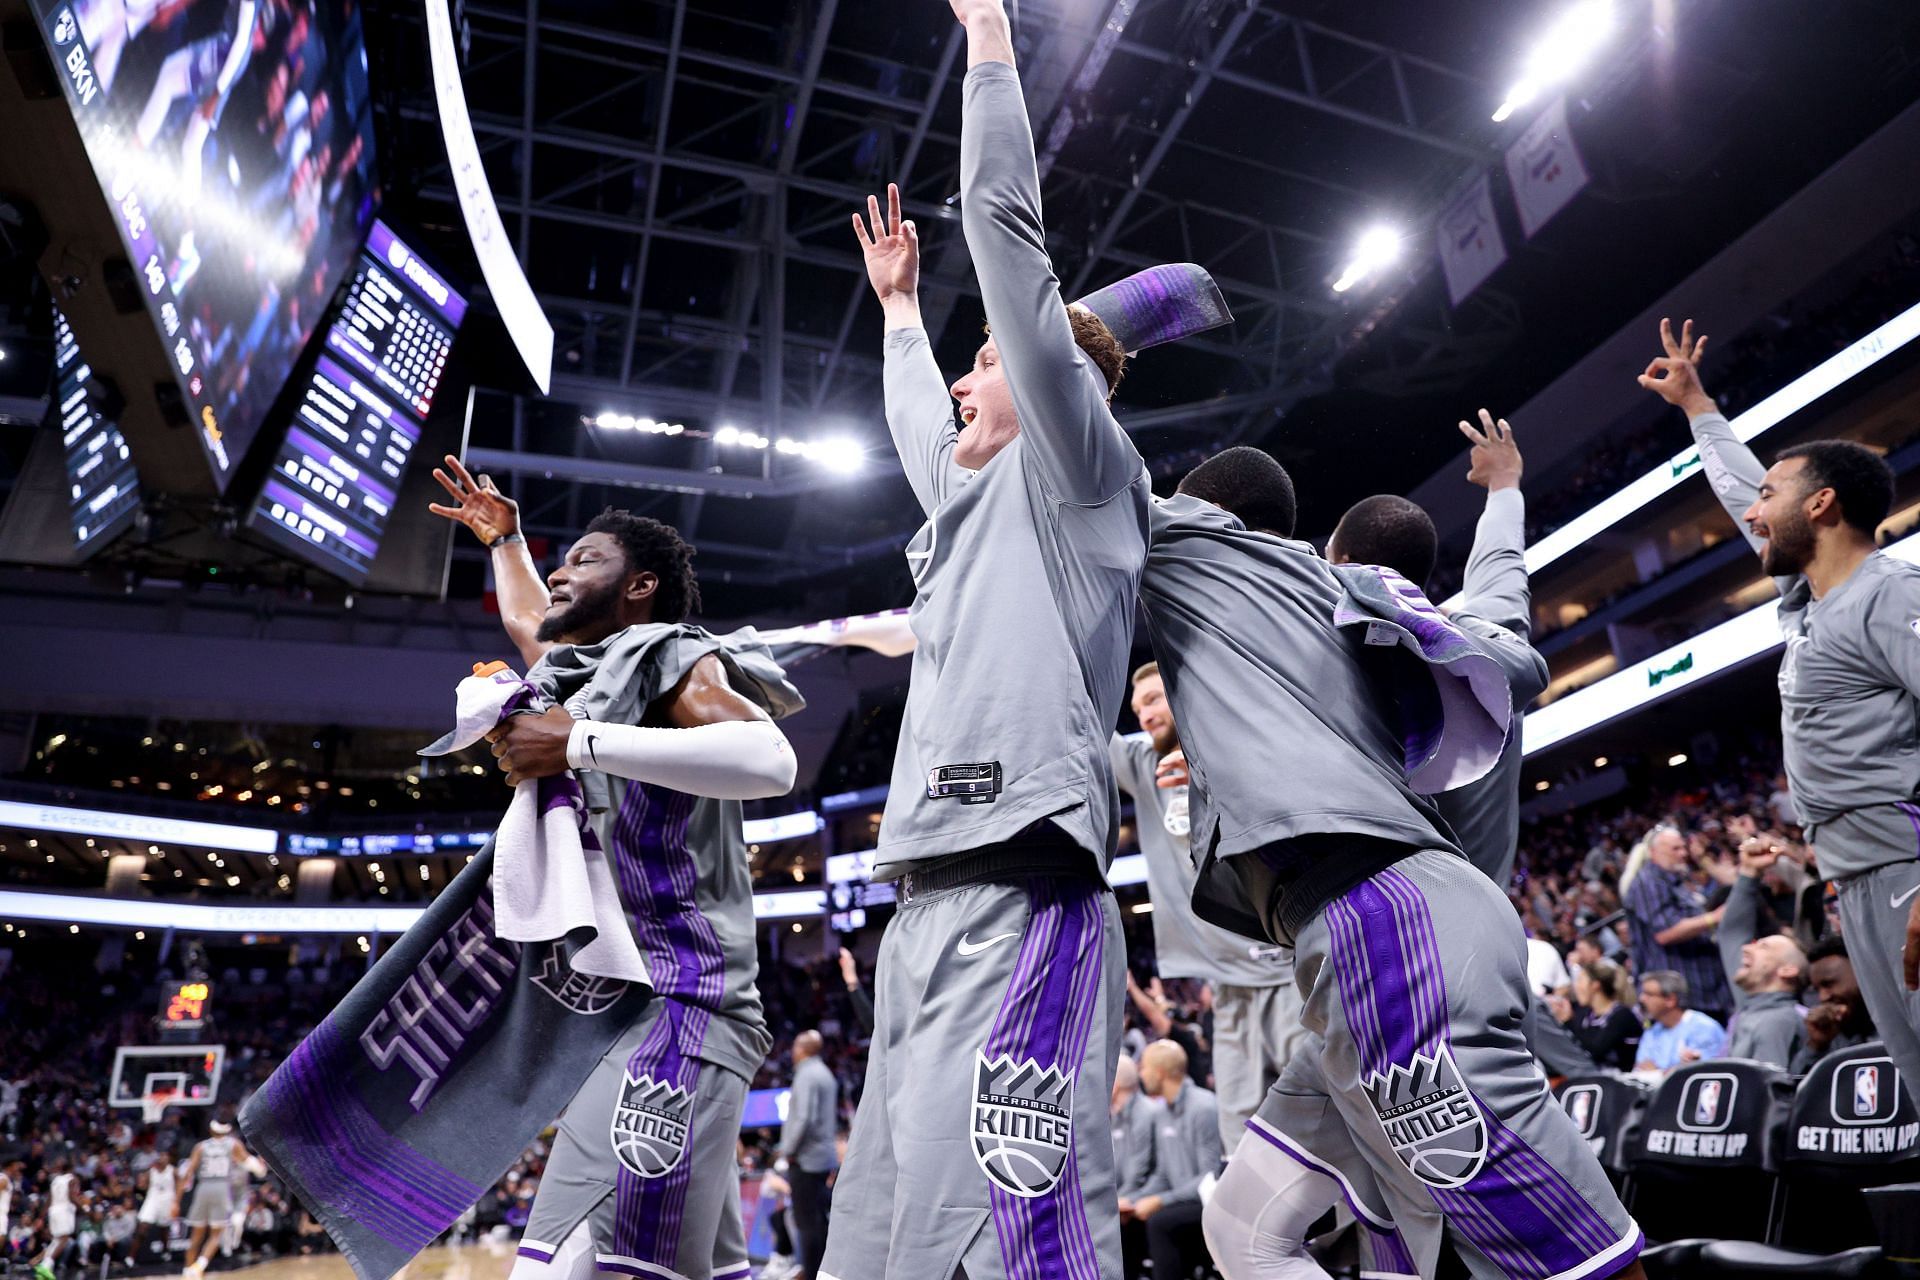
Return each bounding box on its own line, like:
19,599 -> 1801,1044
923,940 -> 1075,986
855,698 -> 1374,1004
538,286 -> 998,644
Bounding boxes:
1124,1041 -> 1219,1280
1624,825 -> 1733,1022
836,950 -> 873,1038
1556,958 -> 1641,1071
777,1030 -> 837,1280
1794,936 -> 1877,1073
1634,971 -> 1728,1072
1717,838 -> 1809,1069
1109,1055 -> 1159,1280
1524,915 -> 1572,997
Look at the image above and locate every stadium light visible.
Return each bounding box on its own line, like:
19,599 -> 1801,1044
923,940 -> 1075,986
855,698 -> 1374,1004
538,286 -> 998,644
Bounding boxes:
593,411 -> 685,436
1493,0 -> 1614,122
1331,226 -> 1404,294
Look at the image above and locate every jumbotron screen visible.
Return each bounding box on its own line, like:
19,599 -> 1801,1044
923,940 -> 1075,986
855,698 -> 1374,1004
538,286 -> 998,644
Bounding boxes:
247,220 -> 466,584
53,306 -> 142,549
29,0 -> 380,492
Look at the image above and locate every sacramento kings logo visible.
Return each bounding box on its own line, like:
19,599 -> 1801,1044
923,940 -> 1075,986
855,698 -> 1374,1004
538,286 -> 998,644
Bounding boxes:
52,8 -> 76,43
1363,1046 -> 1488,1189
971,1052 -> 1074,1198
531,942 -> 629,1015
610,1073 -> 693,1178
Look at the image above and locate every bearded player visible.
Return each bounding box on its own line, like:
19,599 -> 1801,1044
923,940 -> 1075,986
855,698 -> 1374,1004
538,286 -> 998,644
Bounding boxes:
1641,316 -> 1920,1106
430,463 -> 801,1280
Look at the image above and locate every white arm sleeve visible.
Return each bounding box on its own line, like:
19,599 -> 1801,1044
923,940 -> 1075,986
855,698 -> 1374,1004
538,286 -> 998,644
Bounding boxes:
565,718 -> 797,800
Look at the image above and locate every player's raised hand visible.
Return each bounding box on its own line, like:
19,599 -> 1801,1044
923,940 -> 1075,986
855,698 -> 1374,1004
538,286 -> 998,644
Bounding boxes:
852,183 -> 919,304
1636,317 -> 1717,416
429,455 -> 521,546
1458,408 -> 1522,492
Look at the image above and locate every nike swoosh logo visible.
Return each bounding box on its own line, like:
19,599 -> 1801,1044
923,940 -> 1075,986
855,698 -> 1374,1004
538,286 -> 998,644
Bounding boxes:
586,733 -> 601,766
1894,884 -> 1920,910
957,931 -> 1018,957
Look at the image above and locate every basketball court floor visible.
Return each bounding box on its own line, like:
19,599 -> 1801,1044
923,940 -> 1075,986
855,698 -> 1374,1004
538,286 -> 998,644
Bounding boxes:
220,1242 -> 518,1280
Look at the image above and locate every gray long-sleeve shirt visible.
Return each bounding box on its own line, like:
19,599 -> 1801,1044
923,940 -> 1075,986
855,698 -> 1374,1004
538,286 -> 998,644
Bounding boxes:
1691,410 -> 1920,879
1140,496 -> 1461,885
1151,1079 -> 1222,1208
1437,487 -> 1550,890
873,62 -> 1150,879
1111,1091 -> 1162,1200
778,1056 -> 840,1174
1109,734 -> 1294,987
1717,874 -> 1806,1070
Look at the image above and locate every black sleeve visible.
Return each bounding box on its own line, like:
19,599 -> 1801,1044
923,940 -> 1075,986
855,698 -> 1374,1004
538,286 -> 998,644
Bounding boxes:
848,985 -> 875,1038
1571,1006 -> 1642,1071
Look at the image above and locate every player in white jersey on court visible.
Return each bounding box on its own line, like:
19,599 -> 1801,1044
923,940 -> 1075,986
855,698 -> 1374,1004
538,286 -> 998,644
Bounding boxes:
1641,316 -> 1920,1106
180,1123 -> 251,1278
134,1151 -> 179,1264
32,1160 -> 78,1280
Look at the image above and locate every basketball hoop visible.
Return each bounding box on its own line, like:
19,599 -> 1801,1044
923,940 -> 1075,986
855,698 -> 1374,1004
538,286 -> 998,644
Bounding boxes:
141,1088 -> 177,1125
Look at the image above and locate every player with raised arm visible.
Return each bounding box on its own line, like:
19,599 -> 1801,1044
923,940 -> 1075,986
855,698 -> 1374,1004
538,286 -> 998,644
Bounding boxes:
1640,316 -> 1920,1106
1203,417 -> 1613,1280
429,465 -> 801,1280
819,2 -> 1160,1275
1139,441 -> 1644,1280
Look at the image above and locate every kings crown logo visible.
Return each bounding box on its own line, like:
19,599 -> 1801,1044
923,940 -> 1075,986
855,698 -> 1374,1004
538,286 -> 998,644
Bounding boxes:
971,1052 -> 1074,1198
610,1073 -> 693,1178
1363,1046 -> 1488,1189
531,942 -> 630,1015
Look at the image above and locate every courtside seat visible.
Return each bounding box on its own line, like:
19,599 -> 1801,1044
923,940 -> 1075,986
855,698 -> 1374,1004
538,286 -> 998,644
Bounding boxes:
1699,1241 -> 1886,1277
1627,1059 -> 1795,1243
1554,1072 -> 1653,1179
1776,1042 -> 1920,1251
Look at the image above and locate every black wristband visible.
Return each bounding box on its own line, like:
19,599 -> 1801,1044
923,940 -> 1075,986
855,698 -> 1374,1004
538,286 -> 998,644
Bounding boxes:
488,531 -> 526,549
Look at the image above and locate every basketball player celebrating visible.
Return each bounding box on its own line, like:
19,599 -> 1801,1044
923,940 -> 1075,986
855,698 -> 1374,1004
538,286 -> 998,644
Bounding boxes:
1205,419 -> 1604,1280
429,465 -> 800,1280
1139,447 -> 1645,1280
1640,316 -> 1920,1107
821,2 -> 1151,1275
1114,665 -> 1302,1151
180,1122 -> 248,1279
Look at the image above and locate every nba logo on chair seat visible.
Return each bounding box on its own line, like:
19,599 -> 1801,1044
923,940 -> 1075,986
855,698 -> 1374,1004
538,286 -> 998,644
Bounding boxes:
1561,1083 -> 1602,1139
1831,1058 -> 1900,1126
1362,1046 -> 1488,1189
1676,1073 -> 1738,1132
610,1073 -> 693,1177
971,1053 -> 1074,1198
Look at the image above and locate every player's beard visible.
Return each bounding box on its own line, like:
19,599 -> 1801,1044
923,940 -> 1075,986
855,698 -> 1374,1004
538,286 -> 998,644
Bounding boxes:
1759,507 -> 1815,577
536,578 -> 622,642
1149,724 -> 1180,756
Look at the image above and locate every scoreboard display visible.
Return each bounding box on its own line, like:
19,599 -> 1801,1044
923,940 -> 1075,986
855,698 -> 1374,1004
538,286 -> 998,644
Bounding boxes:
53,307 -> 140,550
159,980 -> 213,1031
248,221 -> 465,584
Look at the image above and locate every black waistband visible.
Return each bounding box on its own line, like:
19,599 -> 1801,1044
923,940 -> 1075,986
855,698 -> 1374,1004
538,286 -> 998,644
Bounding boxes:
897,825 -> 1100,903
1223,834 -> 1421,946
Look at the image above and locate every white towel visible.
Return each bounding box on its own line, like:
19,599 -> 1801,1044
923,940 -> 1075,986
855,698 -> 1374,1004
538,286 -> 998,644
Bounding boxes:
420,662 -> 650,986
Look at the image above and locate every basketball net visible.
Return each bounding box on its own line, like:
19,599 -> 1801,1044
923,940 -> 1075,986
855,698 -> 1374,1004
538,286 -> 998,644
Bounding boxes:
141,1088 -> 176,1126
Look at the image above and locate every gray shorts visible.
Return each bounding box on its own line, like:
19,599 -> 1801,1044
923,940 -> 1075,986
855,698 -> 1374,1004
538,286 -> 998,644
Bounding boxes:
1212,979 -> 1309,1151
1836,860 -> 1920,1113
820,875 -> 1125,1280
1283,849 -> 1642,1280
183,1181 -> 232,1227
521,998 -> 752,1280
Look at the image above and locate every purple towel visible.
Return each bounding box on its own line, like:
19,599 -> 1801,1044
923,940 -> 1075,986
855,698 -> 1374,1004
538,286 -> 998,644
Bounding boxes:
1074,263 -> 1233,354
